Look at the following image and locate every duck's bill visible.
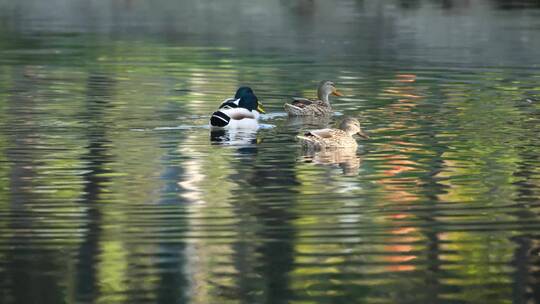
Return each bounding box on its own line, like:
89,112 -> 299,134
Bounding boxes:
257,103 -> 266,113
357,131 -> 370,139
332,89 -> 344,96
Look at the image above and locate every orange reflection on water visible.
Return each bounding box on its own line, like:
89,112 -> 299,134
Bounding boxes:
384,88 -> 423,100
377,153 -> 420,270
375,72 -> 426,272
382,73 -> 424,105
383,159 -> 418,176
383,231 -> 419,272
385,188 -> 419,203
396,74 -> 417,82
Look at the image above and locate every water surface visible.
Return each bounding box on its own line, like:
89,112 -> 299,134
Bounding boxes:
1,1 -> 540,303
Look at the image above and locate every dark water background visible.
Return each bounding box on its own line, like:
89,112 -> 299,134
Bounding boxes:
1,0 -> 540,303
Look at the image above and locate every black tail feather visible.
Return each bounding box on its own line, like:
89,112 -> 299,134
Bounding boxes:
210,111 -> 230,127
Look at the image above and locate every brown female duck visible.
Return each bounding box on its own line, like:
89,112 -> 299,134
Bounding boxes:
297,117 -> 369,149
284,80 -> 343,116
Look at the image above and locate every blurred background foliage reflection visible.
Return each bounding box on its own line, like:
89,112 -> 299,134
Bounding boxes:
0,0 -> 540,303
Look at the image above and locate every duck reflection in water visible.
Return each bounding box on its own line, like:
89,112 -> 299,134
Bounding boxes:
210,128 -> 261,154
302,147 -> 361,176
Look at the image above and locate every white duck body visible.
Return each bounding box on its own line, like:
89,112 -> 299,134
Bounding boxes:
209,98 -> 261,130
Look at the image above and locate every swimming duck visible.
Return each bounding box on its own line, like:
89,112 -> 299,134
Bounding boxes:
284,80 -> 343,116
210,87 -> 265,129
297,117 -> 369,149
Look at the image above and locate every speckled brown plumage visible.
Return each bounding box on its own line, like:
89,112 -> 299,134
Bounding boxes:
297,117 -> 369,149
285,80 -> 342,116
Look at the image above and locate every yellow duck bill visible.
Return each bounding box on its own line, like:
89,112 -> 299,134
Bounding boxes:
257,103 -> 266,113
332,88 -> 344,96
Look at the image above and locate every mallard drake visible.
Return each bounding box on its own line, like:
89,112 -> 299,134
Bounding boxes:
284,80 -> 343,116
297,117 -> 369,149
210,87 -> 265,129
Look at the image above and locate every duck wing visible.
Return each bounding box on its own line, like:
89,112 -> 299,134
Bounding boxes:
219,97 -> 240,109
306,128 -> 335,139
291,97 -> 315,108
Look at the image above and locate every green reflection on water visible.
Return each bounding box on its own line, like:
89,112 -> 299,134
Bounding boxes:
1,5 -> 540,304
